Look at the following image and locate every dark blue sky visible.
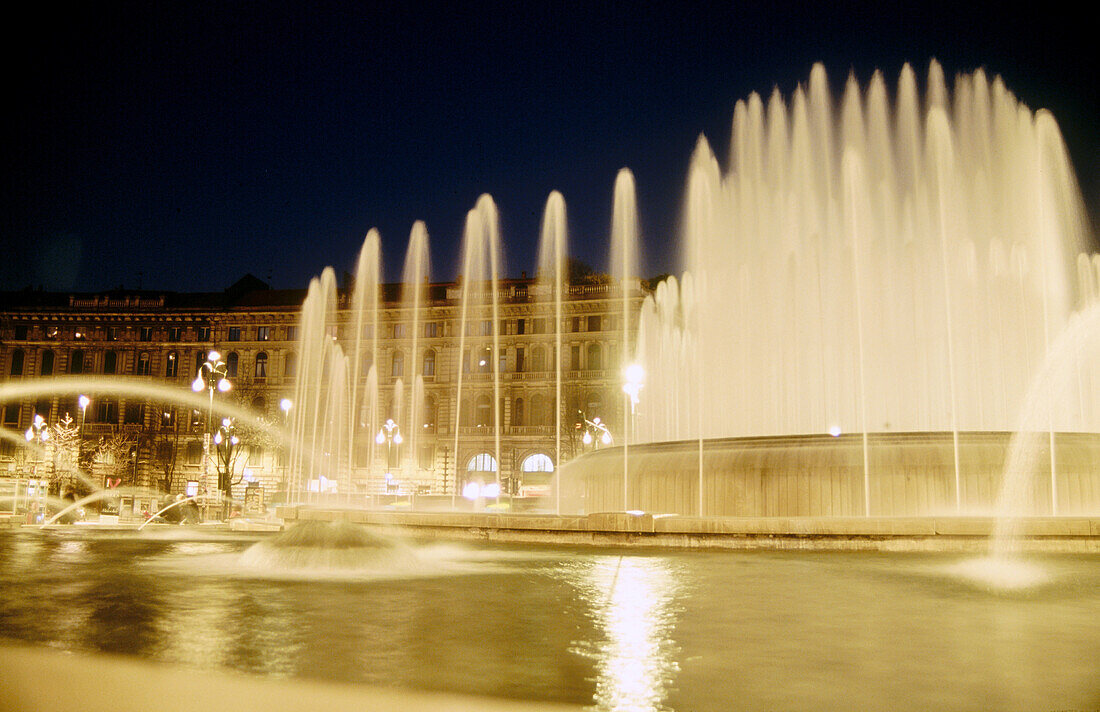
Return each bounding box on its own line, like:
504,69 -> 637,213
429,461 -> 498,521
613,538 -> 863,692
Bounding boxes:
4,2 -> 1097,292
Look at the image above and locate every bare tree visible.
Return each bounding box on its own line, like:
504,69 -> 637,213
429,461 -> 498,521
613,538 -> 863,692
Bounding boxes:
94,433 -> 139,489
215,386 -> 282,502
49,414 -> 82,496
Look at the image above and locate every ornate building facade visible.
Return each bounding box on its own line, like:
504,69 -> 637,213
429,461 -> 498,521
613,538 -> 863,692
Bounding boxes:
0,275 -> 645,506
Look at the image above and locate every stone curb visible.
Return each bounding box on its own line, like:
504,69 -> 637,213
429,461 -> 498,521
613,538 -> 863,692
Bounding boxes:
276,506 -> 1100,552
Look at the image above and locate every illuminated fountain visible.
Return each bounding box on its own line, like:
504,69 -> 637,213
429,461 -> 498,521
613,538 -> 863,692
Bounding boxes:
568,61 -> 1100,518
268,60 -> 1099,523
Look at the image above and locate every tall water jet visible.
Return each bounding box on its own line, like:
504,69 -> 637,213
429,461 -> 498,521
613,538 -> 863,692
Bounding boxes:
638,61 -> 1092,488
288,231 -> 383,502
289,269 -> 335,500
610,169 -> 640,511
452,195 -> 504,500
992,301 -> 1100,558
400,221 -> 432,485
537,191 -> 567,514
349,231 -> 382,498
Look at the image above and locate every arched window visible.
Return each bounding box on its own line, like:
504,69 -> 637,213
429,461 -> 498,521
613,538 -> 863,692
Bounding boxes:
521,453 -> 554,473
69,350 -> 85,374
467,453 -> 498,473
226,352 -> 239,378
165,351 -> 178,378
255,352 -> 268,378
530,393 -> 548,426
391,351 -> 404,378
136,352 -> 151,375
251,396 -> 266,412
475,394 -> 492,427
531,346 -> 546,372
284,351 -> 297,378
586,343 -> 602,371
103,350 -> 117,374
513,397 -> 525,426
423,349 -> 436,377
40,350 -> 54,376
8,349 -> 24,376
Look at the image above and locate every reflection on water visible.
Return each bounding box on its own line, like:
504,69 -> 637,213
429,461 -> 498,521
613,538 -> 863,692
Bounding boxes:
561,556 -> 684,712
1,531 -> 1098,710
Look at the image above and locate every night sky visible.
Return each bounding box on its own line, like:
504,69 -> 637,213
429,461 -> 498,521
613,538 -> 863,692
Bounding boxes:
4,2 -> 1097,293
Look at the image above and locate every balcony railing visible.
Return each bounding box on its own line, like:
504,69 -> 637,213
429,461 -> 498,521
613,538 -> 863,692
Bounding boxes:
69,295 -> 166,309
508,426 -> 554,436
457,426 -> 499,436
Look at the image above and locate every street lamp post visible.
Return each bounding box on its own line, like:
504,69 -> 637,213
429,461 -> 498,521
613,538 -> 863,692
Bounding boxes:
78,395 -> 90,440
77,395 -> 90,489
213,417 -> 240,518
24,414 -> 50,523
191,350 -> 231,520
581,416 -> 613,451
375,418 -> 402,495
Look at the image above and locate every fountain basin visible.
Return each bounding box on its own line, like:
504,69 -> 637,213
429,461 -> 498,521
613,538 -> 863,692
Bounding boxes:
275,506 -> 1100,553
559,431 -> 1100,517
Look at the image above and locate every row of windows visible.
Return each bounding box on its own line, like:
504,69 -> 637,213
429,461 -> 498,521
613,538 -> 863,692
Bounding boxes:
8,348 -> 181,377
7,342 -> 616,381
10,313 -> 616,346
10,324 -> 214,343
311,314 -> 615,341
6,348 -> 283,380
226,325 -> 298,342
8,323 -> 309,344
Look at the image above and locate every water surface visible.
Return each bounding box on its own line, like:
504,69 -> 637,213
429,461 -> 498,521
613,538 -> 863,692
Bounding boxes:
1,528 -> 1097,710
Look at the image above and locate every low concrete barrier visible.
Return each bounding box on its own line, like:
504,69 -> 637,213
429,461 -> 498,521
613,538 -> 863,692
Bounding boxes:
276,506 -> 1100,552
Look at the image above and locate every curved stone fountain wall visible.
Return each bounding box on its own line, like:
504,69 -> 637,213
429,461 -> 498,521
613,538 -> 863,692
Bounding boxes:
562,432 -> 1100,517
